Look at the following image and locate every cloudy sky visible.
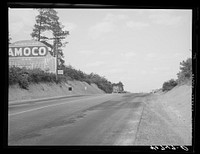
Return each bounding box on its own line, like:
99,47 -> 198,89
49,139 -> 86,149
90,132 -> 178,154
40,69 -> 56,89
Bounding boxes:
8,8 -> 192,92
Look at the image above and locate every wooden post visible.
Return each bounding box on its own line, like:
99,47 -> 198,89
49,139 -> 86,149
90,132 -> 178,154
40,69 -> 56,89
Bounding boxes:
55,38 -> 58,81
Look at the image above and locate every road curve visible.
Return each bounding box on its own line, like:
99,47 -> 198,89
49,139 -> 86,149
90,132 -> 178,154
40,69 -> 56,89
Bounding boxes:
8,93 -> 147,145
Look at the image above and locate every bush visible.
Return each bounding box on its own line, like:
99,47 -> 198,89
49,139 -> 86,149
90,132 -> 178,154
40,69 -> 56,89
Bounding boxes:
27,68 -> 57,83
9,65 -> 116,93
18,73 -> 29,89
9,66 -> 62,89
9,66 -> 30,89
62,65 -> 114,93
177,58 -> 192,84
82,78 -> 92,85
9,66 -> 20,85
162,79 -> 178,92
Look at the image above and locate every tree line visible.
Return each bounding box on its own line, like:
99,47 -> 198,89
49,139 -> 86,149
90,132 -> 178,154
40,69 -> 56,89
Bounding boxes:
9,65 -> 115,93
162,57 -> 192,92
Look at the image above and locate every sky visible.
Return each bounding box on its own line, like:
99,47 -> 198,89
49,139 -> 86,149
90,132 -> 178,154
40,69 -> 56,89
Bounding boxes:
8,8 -> 192,93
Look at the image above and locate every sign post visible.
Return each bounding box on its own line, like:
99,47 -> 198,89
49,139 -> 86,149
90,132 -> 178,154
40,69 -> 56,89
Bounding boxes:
55,38 -> 58,81
49,37 -> 65,81
58,70 -> 63,75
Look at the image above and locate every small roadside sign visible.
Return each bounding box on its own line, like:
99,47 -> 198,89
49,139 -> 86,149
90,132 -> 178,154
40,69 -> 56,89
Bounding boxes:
58,70 -> 63,75
68,87 -> 72,91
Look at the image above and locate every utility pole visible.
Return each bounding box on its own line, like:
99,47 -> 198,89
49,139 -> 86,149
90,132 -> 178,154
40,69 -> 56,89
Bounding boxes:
42,36 -> 65,81
55,37 -> 58,81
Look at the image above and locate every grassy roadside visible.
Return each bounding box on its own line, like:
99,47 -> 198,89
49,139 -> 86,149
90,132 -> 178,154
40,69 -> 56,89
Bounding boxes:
9,66 -> 113,93
135,84 -> 192,145
9,80 -> 105,102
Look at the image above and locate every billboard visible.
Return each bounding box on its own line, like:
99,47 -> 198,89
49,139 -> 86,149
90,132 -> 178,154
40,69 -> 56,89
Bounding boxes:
9,40 -> 56,74
9,46 -> 48,57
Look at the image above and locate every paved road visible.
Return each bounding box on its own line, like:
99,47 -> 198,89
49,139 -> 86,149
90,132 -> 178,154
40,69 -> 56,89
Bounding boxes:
8,93 -> 148,145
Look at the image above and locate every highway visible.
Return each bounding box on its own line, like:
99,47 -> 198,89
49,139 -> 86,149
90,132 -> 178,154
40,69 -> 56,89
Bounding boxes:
8,93 -> 148,145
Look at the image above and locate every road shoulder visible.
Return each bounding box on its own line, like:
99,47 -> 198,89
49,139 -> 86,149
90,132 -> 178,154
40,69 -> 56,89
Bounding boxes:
134,94 -> 192,145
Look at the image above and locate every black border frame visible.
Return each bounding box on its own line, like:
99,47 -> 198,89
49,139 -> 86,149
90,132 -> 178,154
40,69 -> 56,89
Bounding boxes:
3,1 -> 199,153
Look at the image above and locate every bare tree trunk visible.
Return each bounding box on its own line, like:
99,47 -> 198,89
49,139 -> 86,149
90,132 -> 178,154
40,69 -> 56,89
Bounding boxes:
38,20 -> 41,41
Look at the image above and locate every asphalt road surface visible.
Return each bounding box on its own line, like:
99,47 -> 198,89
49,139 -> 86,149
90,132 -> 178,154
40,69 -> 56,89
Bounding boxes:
8,93 -> 148,145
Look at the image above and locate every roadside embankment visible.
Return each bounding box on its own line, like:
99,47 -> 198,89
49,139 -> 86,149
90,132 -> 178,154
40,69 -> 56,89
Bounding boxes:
135,84 -> 192,145
9,80 -> 105,103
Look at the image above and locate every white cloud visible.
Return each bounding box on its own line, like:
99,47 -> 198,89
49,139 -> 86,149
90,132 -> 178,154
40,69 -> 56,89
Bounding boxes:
149,11 -> 182,26
78,50 -> 95,55
78,49 -> 115,57
146,53 -> 157,59
9,9 -> 38,41
141,70 -> 148,75
62,22 -> 77,31
120,52 -> 137,58
104,13 -> 129,22
172,52 -> 184,58
126,21 -> 149,29
101,67 -> 125,75
108,68 -> 124,74
88,13 -> 129,39
152,67 -> 170,71
85,61 -> 105,67
134,9 -> 166,15
99,50 -> 113,56
139,67 -> 170,76
135,9 -> 183,26
9,22 -> 24,35
9,9 -> 36,26
88,21 -> 116,39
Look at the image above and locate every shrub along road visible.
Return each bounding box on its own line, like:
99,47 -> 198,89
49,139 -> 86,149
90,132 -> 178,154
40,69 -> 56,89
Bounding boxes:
8,93 -> 189,145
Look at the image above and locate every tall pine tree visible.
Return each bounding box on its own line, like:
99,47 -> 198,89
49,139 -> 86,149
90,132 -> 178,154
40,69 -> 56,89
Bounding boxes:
31,9 -> 69,67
